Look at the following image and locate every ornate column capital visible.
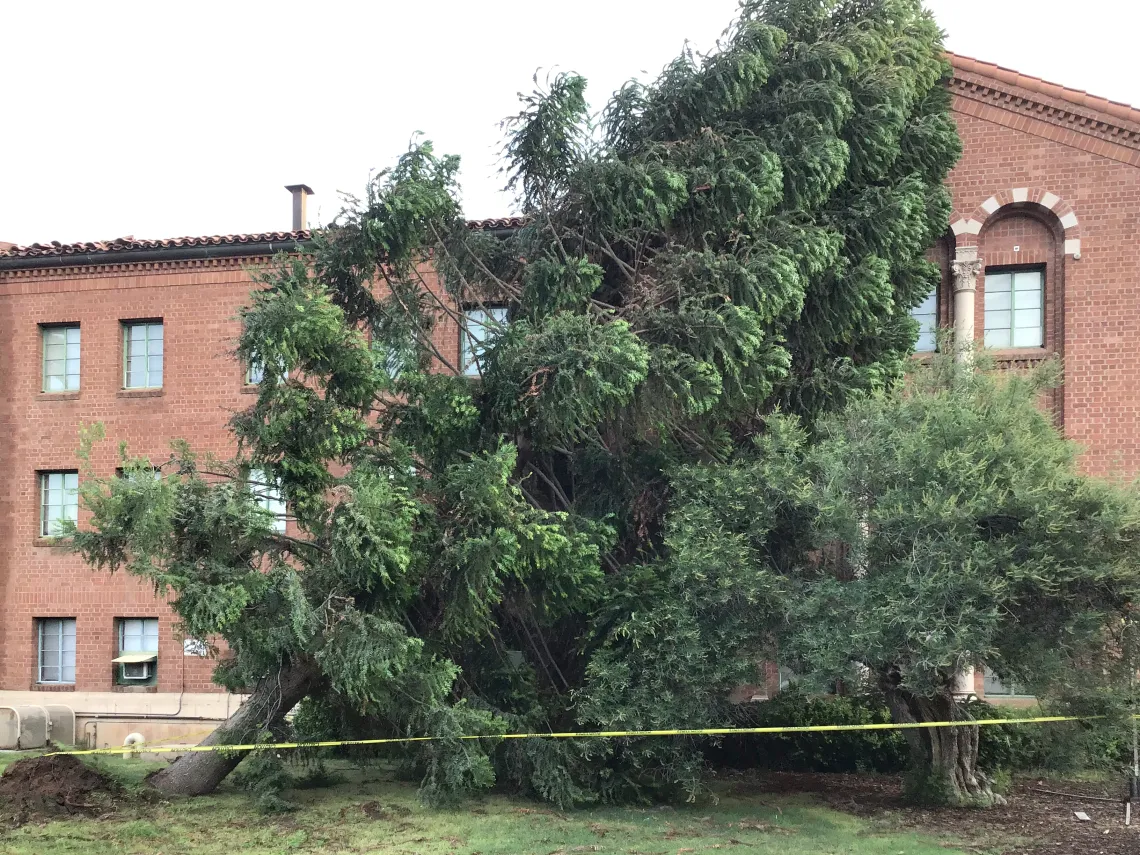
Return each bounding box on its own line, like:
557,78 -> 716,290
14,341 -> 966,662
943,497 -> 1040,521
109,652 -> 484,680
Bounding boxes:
951,257 -> 983,293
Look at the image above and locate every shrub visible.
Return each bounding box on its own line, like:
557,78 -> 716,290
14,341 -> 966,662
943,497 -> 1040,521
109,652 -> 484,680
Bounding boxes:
707,687 -> 908,773
970,699 -> 1130,775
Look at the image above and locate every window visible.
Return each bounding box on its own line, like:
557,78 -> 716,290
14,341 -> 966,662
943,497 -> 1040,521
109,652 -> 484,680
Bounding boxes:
372,331 -> 416,381
39,471 -> 78,537
116,466 -> 161,482
910,287 -> 937,353
37,618 -> 76,684
115,618 -> 158,682
118,618 -> 159,654
461,306 -> 508,377
250,469 -> 287,533
246,360 -> 288,386
42,325 -> 80,392
123,321 -> 164,388
982,668 -> 1034,698
984,270 -> 1044,349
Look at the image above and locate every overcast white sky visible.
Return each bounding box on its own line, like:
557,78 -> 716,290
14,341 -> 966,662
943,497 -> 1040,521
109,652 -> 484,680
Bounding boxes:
1,0 -> 1136,246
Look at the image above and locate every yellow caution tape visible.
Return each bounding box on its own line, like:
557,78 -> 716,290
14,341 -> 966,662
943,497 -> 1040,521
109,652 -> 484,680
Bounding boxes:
43,714 -> 1099,758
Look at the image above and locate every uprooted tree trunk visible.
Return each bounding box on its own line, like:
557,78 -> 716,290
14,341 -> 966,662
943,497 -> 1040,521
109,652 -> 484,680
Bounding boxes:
884,686 -> 1002,806
148,659 -> 320,797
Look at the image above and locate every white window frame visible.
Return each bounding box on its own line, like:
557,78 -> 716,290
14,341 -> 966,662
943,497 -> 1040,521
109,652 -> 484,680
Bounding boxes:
911,287 -> 938,353
122,321 -> 164,389
118,618 -> 159,655
250,468 -> 287,533
39,471 -> 79,537
246,360 -> 289,386
460,306 -> 508,378
983,269 -> 1044,349
37,618 -> 76,684
42,324 -> 81,392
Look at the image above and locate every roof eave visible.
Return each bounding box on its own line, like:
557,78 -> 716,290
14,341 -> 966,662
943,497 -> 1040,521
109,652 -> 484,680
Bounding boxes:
0,236 -> 313,271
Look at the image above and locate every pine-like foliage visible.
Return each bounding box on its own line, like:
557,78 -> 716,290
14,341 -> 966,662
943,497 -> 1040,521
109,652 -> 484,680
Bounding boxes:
71,0 -> 965,804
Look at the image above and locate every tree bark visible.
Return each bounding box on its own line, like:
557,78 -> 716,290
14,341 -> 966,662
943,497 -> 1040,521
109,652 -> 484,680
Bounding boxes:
148,659 -> 319,797
884,686 -> 1001,806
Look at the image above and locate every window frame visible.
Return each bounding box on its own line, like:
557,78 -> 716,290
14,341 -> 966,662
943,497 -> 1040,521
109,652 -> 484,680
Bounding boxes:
983,267 -> 1045,350
41,324 -> 81,392
982,668 -> 1035,699
460,305 -> 508,378
37,618 -> 76,684
249,468 -> 287,533
118,617 -> 159,654
121,320 -> 164,389
39,470 -> 79,538
910,286 -> 938,353
245,359 -> 289,386
115,617 -> 159,685
371,327 -> 417,382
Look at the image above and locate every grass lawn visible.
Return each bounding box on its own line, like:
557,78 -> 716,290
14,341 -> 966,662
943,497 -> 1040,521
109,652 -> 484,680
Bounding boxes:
0,753 -> 980,855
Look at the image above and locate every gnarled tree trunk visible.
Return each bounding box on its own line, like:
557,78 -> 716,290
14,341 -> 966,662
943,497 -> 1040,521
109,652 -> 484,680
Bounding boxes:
148,659 -> 319,796
884,687 -> 1001,806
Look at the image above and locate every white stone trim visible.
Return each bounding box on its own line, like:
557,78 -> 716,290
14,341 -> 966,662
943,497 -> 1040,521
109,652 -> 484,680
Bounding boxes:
980,197 -> 1000,215
1011,188 -> 1029,202
1065,238 -> 1082,256
1040,191 -> 1061,210
951,219 -> 969,235
963,218 -> 983,235
1060,211 -> 1079,229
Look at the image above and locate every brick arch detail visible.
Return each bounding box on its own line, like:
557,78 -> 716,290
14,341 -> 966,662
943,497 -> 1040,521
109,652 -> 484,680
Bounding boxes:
948,188 -> 1081,257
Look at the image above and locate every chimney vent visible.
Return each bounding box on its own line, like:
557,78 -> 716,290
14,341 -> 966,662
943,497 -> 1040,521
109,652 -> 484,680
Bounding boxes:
284,184 -> 315,231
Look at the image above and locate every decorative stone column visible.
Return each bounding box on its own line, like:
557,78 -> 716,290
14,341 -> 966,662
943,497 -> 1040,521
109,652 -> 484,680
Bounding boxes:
950,247 -> 983,361
952,666 -> 976,698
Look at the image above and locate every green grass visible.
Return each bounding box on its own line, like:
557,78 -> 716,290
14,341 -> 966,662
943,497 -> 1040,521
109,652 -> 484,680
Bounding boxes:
0,756 -> 975,855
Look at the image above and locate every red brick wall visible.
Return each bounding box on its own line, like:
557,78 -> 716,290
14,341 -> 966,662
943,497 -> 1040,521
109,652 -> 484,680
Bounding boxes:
946,96 -> 1140,477
0,257 -> 461,692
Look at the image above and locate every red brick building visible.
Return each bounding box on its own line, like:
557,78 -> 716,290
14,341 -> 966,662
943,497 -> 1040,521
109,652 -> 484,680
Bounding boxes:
1,54 -> 1138,741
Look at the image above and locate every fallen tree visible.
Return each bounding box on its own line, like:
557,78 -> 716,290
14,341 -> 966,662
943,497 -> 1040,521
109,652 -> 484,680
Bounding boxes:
69,0 -> 989,803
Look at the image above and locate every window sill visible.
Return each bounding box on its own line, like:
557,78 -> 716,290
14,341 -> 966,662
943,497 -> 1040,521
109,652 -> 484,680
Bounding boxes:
40,391 -> 81,401
989,348 -> 1054,367
112,684 -> 158,693
33,536 -> 73,548
117,388 -> 164,399
32,683 -> 76,692
240,385 -> 260,395
989,347 -> 1049,359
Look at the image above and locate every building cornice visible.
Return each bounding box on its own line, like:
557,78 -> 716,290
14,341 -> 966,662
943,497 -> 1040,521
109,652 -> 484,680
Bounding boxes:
948,52 -> 1140,158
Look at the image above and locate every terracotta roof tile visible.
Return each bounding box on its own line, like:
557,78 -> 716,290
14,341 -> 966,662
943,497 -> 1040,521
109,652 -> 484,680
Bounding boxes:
0,230 -> 311,260
0,217 -> 530,262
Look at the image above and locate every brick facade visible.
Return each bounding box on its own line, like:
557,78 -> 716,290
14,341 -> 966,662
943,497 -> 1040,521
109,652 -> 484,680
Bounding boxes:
0,250 -> 467,738
1,54 -> 1138,726
944,54 -> 1140,477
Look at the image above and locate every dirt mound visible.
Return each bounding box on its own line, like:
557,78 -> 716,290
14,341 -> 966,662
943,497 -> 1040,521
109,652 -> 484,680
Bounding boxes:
0,755 -> 121,825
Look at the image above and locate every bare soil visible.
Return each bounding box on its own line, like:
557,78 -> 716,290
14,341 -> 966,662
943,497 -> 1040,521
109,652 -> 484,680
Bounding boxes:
0,755 -> 121,827
720,770 -> 1140,854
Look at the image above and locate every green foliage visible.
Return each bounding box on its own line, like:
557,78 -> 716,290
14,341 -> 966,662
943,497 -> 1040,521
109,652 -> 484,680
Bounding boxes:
69,0 -> 1009,808
232,740 -> 297,814
785,359 -> 1140,703
710,688 -> 908,773
970,699 -> 1134,775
